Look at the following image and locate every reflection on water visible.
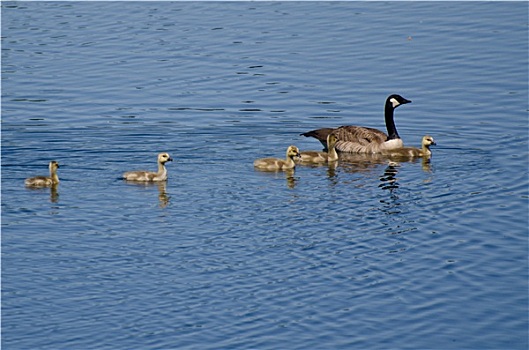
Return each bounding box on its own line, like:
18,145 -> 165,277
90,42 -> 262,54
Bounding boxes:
24,184 -> 59,203
378,163 -> 404,219
253,153 -> 433,192
376,157 -> 434,218
337,153 -> 388,174
326,161 -> 338,179
338,152 -> 433,175
124,181 -> 170,208
285,170 -> 297,189
384,154 -> 433,172
254,168 -> 299,189
296,159 -> 339,178
379,163 -> 400,191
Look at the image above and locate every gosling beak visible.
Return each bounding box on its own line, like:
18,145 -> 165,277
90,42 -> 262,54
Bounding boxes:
167,158 -> 173,162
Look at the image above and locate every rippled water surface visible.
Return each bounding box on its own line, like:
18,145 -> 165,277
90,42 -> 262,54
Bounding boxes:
2,2 -> 528,349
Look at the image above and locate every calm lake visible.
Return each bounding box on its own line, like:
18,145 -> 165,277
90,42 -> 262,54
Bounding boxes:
2,2 -> 528,349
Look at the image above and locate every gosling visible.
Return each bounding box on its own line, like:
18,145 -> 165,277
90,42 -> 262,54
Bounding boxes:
254,145 -> 301,171
25,161 -> 60,187
383,135 -> 436,158
299,134 -> 339,164
123,152 -> 173,182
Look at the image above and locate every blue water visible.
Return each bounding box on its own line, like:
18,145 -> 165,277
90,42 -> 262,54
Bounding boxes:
2,2 -> 528,349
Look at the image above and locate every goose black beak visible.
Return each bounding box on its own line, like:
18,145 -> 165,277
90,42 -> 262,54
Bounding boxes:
402,98 -> 412,104
167,158 -> 173,162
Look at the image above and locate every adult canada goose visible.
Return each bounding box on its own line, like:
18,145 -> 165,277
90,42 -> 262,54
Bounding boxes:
254,145 -> 301,171
383,135 -> 436,158
299,134 -> 339,164
25,161 -> 60,187
123,152 -> 173,182
301,94 -> 411,153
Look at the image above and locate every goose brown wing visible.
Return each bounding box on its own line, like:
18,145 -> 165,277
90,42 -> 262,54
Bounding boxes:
300,128 -> 334,144
333,126 -> 388,145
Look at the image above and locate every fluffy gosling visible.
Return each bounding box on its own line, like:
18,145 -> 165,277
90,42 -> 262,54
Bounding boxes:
299,134 -> 339,163
25,161 -> 60,187
383,135 -> 436,158
254,145 -> 301,171
123,152 -> 173,182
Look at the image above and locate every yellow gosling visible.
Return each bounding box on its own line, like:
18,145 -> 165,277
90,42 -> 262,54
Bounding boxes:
123,152 -> 173,182
299,134 -> 339,164
25,161 -> 60,187
383,135 -> 436,158
254,145 -> 301,171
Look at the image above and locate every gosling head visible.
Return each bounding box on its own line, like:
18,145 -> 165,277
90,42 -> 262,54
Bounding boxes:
287,145 -> 301,159
388,94 -> 412,109
49,160 -> 60,171
158,152 -> 173,164
327,134 -> 339,148
422,135 -> 436,147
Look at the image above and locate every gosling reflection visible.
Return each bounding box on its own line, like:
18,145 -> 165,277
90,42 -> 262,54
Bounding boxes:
285,169 -> 298,189
254,168 -> 298,189
50,184 -> 59,203
336,152 -> 388,174
25,184 -> 60,203
124,180 -> 170,208
421,156 -> 433,173
156,182 -> 170,208
326,160 -> 338,178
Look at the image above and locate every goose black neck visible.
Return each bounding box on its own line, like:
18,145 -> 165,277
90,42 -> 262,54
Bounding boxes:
384,102 -> 400,140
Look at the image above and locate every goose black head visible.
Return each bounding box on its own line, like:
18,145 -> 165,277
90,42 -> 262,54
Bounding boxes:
387,94 -> 412,109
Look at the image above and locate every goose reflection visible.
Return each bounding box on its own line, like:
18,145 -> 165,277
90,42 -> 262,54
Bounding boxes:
379,162 -> 400,191
378,162 -> 402,218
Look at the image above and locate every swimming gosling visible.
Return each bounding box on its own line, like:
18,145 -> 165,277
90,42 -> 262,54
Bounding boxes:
383,135 -> 436,158
299,134 -> 339,164
25,161 -> 60,187
123,152 -> 173,182
254,145 -> 301,171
